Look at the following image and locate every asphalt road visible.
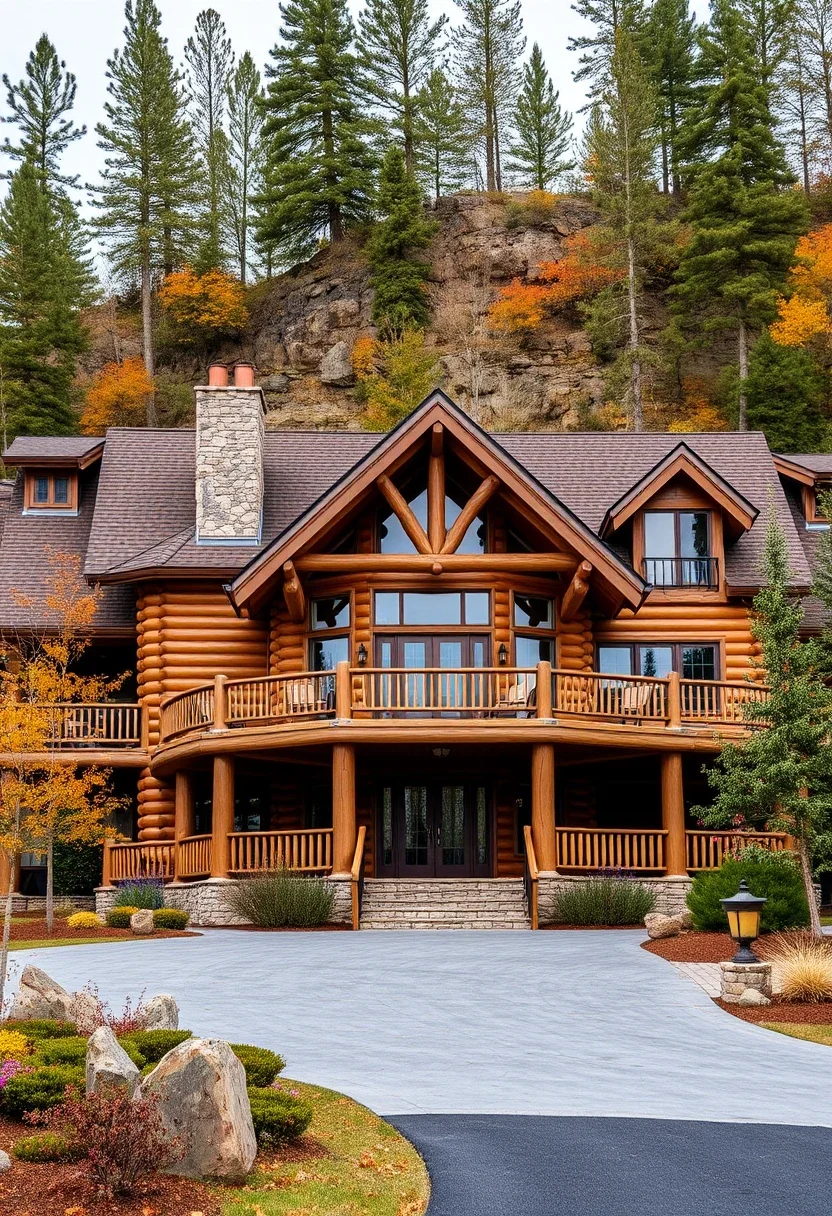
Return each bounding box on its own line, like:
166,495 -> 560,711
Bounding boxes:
391,1115 -> 832,1216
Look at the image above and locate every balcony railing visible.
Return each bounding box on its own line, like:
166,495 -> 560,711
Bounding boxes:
642,556 -> 719,589
353,667 -> 537,716
228,828 -> 333,873
686,830 -> 791,870
557,828 -> 668,872
45,703 -> 142,748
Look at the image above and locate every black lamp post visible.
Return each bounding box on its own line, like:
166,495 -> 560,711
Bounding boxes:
720,880 -> 767,963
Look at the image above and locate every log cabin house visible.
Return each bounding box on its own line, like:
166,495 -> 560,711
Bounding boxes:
0,371 -> 819,927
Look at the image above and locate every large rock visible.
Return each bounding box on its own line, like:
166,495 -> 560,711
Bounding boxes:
143,994 -> 179,1031
8,965 -> 73,1021
0,1150 -> 10,1174
644,912 -> 685,940
130,909 -> 155,935
738,988 -> 772,1007
142,1038 -> 256,1181
319,340 -> 355,386
86,1026 -> 140,1097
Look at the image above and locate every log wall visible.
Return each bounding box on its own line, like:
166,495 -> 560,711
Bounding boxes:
594,602 -> 760,682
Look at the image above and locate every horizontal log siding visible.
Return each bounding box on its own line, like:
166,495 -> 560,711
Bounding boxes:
137,582 -> 268,839
557,605 -> 594,672
595,603 -> 761,682
270,602 -> 305,675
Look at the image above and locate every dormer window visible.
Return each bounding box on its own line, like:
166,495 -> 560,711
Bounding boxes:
24,472 -> 78,513
643,510 -> 717,588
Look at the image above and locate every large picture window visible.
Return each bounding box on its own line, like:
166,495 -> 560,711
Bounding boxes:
643,510 -> 716,587
308,596 -> 351,671
374,590 -> 490,627
597,642 -> 718,681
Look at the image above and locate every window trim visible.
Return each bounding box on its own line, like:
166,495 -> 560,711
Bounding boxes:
595,640 -> 721,681
640,508 -> 718,590
306,592 -> 353,671
23,471 -> 78,514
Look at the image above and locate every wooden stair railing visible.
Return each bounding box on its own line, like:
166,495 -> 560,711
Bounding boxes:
351,825 -> 368,931
523,824 -> 539,930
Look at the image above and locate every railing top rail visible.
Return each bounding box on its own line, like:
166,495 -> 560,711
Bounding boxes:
557,826 -> 669,836
159,686 -> 212,708
354,666 -> 537,675
227,827 -> 333,838
226,671 -> 325,687
685,829 -> 788,837
52,701 -> 140,709
523,824 -> 539,880
351,824 -> 367,882
680,678 -> 770,692
554,669 -> 670,685
178,833 -> 212,842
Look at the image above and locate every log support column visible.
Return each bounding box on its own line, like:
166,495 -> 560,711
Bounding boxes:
332,743 -> 357,877
174,771 -> 195,882
531,743 -> 557,871
210,756 -> 235,879
661,752 -> 687,876
0,852 -> 20,897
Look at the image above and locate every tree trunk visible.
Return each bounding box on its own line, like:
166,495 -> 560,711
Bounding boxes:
141,255 -> 157,427
46,837 -> 54,936
798,835 -> 823,937
737,317 -> 748,431
494,108 -> 502,192
627,234 -> 644,432
0,855 -> 14,1018
403,64 -> 414,175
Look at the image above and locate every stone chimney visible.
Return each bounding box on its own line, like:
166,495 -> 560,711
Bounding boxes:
195,363 -> 265,544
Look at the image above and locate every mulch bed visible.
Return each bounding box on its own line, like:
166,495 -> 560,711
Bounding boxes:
7,918 -> 198,944
542,923 -> 645,931
641,931 -> 739,962
714,998 -> 832,1025
213,923 -> 350,932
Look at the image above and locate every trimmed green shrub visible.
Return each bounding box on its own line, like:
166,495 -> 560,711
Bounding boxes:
247,1086 -> 313,1147
226,868 -> 334,928
152,908 -> 190,930
113,879 -> 166,910
549,877 -> 657,926
13,1131 -> 84,1163
3,1020 -> 76,1041
687,855 -> 809,932
106,907 -> 138,928
54,842 -> 104,897
231,1044 -> 285,1087
0,1064 -> 84,1119
35,1036 -> 145,1070
119,1030 -> 191,1064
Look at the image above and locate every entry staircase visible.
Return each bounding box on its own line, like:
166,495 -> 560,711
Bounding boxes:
359,878 -> 530,930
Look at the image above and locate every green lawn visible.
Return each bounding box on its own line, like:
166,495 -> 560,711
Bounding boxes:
821,916 -> 832,927
219,1080 -> 429,1216
763,1022 -> 832,1045
7,935 -> 122,951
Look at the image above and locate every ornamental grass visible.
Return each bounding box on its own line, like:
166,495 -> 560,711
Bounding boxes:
766,933 -> 832,1003
550,876 -> 656,926
226,867 -> 335,928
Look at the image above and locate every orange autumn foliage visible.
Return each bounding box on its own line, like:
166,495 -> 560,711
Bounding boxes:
159,266 -> 248,342
771,225 -> 832,346
81,358 -> 154,433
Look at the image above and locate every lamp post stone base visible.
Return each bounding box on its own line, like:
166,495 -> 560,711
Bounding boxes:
719,960 -> 772,1004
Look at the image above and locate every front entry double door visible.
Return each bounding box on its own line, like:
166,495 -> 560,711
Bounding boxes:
378,783 -> 491,877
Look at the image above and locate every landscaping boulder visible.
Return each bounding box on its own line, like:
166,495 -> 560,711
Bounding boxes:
141,1038 -> 256,1181
130,909 -> 155,935
70,988 -> 103,1034
319,340 -> 355,386
738,988 -> 772,1007
678,910 -> 694,929
8,965 -> 73,1021
644,912 -> 685,939
0,1150 -> 10,1174
86,1025 -> 140,1097
143,994 -> 179,1031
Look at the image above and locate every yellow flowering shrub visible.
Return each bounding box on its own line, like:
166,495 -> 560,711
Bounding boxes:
0,1030 -> 32,1061
66,911 -> 104,929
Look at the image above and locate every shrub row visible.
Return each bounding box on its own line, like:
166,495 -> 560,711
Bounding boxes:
105,906 -> 190,930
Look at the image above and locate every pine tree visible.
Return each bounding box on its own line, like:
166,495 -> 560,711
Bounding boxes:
452,0 -> 525,191
674,0 -> 808,430
737,0 -> 794,90
184,9 -> 235,271
258,0 -> 377,261
1,34 -> 86,188
745,331 -> 828,449
367,143 -> 436,332
358,0 -> 447,173
584,30 -> 659,431
507,44 -> 574,190
94,0 -> 197,424
697,509 -> 832,938
0,161 -> 95,440
779,18 -> 815,193
647,0 -> 696,191
414,67 -> 473,198
569,0 -> 648,101
224,52 -> 266,283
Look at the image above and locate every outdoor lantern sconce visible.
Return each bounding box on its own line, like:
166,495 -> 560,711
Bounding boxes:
720,880 -> 767,963
498,643 -> 508,666
357,643 -> 368,667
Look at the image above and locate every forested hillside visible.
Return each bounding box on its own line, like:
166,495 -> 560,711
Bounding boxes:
2,0 -> 832,456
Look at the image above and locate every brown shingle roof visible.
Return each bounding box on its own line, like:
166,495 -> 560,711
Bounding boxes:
775,453 -> 832,476
3,436 -> 104,467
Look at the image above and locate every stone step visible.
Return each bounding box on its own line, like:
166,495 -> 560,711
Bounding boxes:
361,920 -> 531,930
359,876 -> 529,930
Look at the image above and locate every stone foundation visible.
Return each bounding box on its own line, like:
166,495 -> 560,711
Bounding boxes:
719,961 -> 773,1004
537,875 -> 693,924
8,895 -> 95,913
96,878 -> 352,927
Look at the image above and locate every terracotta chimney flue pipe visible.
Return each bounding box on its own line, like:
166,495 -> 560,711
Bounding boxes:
208,363 -> 229,387
234,363 -> 255,388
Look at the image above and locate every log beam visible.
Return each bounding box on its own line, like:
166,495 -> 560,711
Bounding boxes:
560,561 -> 593,622
441,475 -> 500,554
295,553 -> 577,574
282,560 -> 306,624
376,474 -> 432,554
332,743 -> 357,875
661,752 -> 687,876
428,424 -> 445,552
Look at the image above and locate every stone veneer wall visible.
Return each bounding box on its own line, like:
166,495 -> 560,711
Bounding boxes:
96,878 -> 352,927
195,386 -> 265,543
537,875 -> 693,923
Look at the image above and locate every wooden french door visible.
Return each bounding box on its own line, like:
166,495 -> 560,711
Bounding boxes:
377,783 -> 491,877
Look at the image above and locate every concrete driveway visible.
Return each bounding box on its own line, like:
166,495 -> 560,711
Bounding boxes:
11,929 -> 832,1124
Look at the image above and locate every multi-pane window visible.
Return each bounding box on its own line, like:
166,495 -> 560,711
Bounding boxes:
597,643 -> 718,681
25,472 -> 76,511
308,596 -> 350,671
378,484 -> 486,552
643,510 -> 715,587
513,595 -> 556,667
374,590 -> 491,627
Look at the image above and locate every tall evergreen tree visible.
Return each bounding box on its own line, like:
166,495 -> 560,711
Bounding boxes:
737,0 -> 794,90
648,0 -> 696,191
357,0 -> 447,173
0,161 -> 95,441
94,0 -> 197,424
675,0 -> 808,430
779,18 -> 815,192
569,0 -> 648,101
184,9 -> 235,271
745,331 -> 828,449
507,44 -> 574,190
224,52 -> 266,283
258,0 -> 377,261
367,142 -> 436,332
452,0 -> 525,191
1,34 -> 86,188
415,67 -> 473,198
584,30 -> 659,431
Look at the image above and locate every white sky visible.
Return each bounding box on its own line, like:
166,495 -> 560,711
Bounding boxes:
0,0 -> 593,205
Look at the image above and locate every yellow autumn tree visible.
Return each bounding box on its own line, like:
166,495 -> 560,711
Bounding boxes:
159,266 -> 248,344
81,357 -> 155,433
771,226 -> 832,348
353,329 -> 442,431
